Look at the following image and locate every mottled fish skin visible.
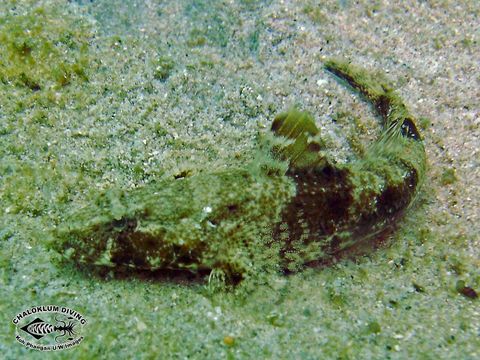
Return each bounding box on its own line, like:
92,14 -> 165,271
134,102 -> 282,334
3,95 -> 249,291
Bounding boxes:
56,169 -> 294,280
55,59 -> 426,280
272,59 -> 426,272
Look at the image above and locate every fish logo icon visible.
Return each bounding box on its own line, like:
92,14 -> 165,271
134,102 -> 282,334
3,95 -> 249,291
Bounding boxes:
20,316 -> 77,342
12,305 -> 87,351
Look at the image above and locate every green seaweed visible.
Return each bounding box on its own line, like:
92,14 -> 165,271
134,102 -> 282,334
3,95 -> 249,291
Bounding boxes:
302,4 -> 328,24
0,1 -> 91,91
440,168 -> 457,185
247,22 -> 263,55
153,56 -> 176,81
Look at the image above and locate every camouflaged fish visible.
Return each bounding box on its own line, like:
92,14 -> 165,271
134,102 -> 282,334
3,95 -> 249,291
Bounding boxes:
54,59 -> 426,280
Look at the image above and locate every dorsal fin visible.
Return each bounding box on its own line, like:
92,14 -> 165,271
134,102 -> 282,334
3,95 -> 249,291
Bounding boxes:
270,107 -> 326,169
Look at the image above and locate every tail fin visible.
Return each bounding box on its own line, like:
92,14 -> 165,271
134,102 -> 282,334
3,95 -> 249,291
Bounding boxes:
324,59 -> 422,142
325,59 -> 426,189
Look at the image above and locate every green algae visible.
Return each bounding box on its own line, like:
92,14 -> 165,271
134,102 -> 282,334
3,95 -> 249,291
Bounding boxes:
187,29 -> 207,47
302,4 -> 328,24
440,168 -> 457,186
0,1 -> 96,220
0,1 -> 91,92
153,56 -> 176,81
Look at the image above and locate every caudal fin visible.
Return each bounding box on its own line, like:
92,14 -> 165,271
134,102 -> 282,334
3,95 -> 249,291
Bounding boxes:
324,59 -> 422,142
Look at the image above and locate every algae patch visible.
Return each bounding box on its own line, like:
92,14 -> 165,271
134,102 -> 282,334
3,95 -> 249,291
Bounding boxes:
0,0 -> 96,218
0,1 -> 91,92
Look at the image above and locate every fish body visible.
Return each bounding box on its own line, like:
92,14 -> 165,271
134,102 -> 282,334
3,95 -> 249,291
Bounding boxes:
57,169 -> 295,279
55,60 -> 426,280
